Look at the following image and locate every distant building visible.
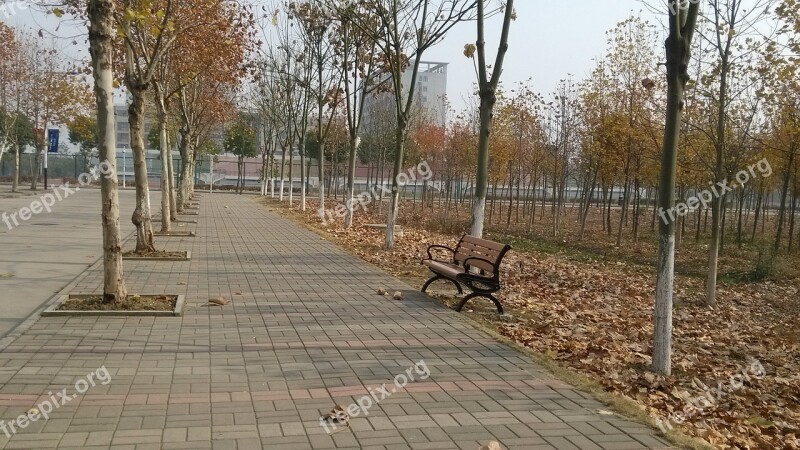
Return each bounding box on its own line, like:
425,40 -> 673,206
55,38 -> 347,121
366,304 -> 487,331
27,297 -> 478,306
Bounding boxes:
364,61 -> 448,129
410,61 -> 448,127
114,104 -> 155,150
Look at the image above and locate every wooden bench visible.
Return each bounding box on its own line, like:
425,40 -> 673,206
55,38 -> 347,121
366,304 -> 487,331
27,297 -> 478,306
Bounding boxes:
421,235 -> 511,314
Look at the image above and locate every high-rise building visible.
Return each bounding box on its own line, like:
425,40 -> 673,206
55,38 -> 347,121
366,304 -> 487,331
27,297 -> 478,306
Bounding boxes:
408,61 -> 448,127
364,61 -> 448,129
113,104 -> 154,150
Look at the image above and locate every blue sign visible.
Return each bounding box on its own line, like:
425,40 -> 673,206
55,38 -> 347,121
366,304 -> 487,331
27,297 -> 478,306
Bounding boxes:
47,129 -> 59,154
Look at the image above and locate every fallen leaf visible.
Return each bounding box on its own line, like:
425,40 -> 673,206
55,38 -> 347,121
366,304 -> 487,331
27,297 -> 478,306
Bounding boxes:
208,296 -> 230,306
480,442 -> 502,450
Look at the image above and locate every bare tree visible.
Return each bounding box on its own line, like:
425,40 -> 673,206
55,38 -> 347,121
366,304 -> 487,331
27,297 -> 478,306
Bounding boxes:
350,0 -> 478,249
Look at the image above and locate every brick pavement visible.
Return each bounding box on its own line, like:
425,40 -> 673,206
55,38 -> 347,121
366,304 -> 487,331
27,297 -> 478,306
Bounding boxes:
0,194 -> 674,450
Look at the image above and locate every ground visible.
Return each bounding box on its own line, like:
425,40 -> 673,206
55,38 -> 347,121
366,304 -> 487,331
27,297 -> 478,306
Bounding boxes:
272,196 -> 799,450
0,191 -> 673,450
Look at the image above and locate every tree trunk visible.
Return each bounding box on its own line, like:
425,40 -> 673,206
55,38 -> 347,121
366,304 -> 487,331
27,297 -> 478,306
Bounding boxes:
616,173 -> 631,246
579,166 -> 598,241
12,148 -> 20,192
299,138 -> 306,211
470,95 -> 494,238
344,135 -> 360,228
318,140 -> 325,219
88,0 -> 127,303
736,188 -> 745,249
654,6 -> 698,375
154,84 -> 171,232
30,146 -> 42,190
128,88 -> 156,253
705,49 -> 731,307
288,143 -> 294,206
177,132 -> 192,212
775,146 -> 796,252
279,145 -> 286,201
166,132 -> 177,219
385,126 -> 406,249
788,181 -> 797,252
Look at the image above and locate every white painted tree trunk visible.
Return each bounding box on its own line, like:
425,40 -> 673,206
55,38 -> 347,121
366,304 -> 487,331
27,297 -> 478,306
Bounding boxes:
88,0 -> 127,303
344,136 -> 360,228
155,86 -> 171,232
166,138 -> 177,218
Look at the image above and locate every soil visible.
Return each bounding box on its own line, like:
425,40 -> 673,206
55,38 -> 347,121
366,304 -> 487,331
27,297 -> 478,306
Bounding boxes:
60,295 -> 177,311
122,250 -> 187,258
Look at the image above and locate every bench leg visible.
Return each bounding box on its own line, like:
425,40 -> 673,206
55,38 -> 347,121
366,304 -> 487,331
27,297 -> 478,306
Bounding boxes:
421,274 -> 463,295
455,293 -> 503,315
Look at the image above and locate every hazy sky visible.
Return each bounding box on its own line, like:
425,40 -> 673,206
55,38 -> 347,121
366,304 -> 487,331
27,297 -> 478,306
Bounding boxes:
425,0 -> 663,111
4,0 -> 665,112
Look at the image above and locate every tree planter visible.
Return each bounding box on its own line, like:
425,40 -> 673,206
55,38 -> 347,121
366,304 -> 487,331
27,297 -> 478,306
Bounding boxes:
179,211 -> 199,216
123,251 -> 191,261
174,219 -> 198,224
42,294 -> 185,317
153,231 -> 196,237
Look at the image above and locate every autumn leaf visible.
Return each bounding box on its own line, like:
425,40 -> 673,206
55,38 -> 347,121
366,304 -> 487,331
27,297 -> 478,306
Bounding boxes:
463,43 -> 476,59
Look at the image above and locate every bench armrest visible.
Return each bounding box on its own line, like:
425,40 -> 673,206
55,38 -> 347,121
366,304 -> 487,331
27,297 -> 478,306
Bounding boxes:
424,244 -> 456,263
462,256 -> 497,275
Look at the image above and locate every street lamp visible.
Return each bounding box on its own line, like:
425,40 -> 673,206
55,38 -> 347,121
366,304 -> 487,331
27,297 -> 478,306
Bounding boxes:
122,148 -> 127,188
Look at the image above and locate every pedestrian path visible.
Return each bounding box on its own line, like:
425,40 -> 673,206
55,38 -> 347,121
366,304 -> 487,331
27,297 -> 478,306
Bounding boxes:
0,194 -> 673,449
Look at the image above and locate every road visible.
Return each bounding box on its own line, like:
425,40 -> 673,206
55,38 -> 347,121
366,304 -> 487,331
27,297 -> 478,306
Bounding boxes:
0,188 -> 157,338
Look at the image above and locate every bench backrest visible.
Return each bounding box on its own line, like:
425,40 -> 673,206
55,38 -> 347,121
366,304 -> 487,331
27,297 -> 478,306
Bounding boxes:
453,235 -> 511,277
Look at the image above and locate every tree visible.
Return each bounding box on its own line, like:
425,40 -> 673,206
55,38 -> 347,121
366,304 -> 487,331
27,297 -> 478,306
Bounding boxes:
762,0 -> 800,253
697,0 -> 773,306
19,36 -> 90,191
467,0 -> 514,238
224,114 -> 258,194
0,22 -> 26,188
653,0 -> 700,376
117,0 -> 180,252
328,2 -> 382,228
68,115 -> 98,171
350,0 -> 478,249
151,0 -> 253,231
294,1 -> 344,219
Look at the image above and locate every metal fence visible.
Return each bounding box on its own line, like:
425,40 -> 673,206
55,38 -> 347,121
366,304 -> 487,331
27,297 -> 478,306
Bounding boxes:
0,153 -> 188,187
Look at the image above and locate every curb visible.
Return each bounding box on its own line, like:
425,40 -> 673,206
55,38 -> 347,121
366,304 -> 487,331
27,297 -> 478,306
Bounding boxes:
41,294 -> 185,317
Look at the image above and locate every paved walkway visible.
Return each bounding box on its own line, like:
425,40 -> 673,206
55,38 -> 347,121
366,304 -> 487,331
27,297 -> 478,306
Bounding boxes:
0,190 -> 156,338
0,194 -> 673,450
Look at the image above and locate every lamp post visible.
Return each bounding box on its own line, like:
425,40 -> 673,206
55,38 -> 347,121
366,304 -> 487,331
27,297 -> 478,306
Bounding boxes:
122,147 -> 127,188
